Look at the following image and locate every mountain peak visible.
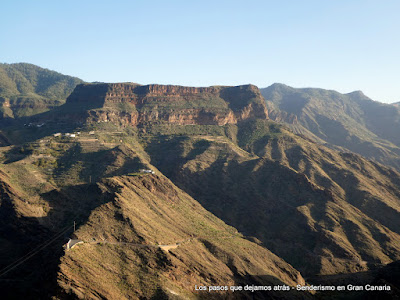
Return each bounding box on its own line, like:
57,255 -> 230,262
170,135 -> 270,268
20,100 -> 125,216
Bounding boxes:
0,63 -> 83,118
346,90 -> 373,102
267,83 -> 293,91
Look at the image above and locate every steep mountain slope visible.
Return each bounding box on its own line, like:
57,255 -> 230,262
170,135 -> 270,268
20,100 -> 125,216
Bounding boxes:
311,260 -> 400,299
0,63 -> 83,118
261,84 -> 400,170
0,127 -> 306,299
144,120 -> 400,278
57,82 -> 400,279
1,82 -> 400,299
57,173 -> 306,299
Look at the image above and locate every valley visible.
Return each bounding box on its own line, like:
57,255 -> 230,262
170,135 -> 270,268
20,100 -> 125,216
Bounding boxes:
0,65 -> 399,299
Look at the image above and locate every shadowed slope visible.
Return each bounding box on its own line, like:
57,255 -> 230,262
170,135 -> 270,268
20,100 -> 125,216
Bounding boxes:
261,84 -> 400,170
144,120 -> 400,277
56,172 -> 307,299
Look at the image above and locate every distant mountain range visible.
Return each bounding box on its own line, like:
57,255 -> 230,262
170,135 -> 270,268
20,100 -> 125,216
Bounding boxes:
261,83 -> 400,170
0,63 -> 400,299
3,63 -> 400,172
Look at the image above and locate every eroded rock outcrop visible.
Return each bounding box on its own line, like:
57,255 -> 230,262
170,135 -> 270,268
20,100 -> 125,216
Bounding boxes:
64,83 -> 269,126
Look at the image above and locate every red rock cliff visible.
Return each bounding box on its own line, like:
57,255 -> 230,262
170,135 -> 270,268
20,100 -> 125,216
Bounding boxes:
65,83 -> 268,126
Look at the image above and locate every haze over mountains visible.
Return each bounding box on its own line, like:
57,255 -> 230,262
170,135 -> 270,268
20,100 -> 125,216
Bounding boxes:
0,63 -> 400,299
262,84 -> 400,170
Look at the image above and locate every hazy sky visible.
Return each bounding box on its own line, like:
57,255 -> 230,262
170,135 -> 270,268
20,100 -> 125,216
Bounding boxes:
1,0 -> 399,103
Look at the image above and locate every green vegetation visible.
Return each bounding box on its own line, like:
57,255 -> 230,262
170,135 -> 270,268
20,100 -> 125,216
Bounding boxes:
1,79 -> 400,299
142,123 -> 226,137
140,94 -> 229,111
57,173 -> 305,299
237,119 -> 283,149
143,116 -> 400,278
261,83 -> 400,170
0,63 -> 83,118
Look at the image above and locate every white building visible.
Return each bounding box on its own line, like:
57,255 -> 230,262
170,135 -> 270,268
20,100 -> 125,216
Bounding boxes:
140,169 -> 155,174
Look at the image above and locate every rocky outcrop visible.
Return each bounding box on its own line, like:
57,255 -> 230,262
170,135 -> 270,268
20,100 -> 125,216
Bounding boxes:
133,84 -> 219,96
65,83 -> 269,126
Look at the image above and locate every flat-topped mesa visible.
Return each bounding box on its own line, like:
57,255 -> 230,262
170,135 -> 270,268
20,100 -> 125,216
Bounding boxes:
133,84 -> 220,95
65,83 -> 268,126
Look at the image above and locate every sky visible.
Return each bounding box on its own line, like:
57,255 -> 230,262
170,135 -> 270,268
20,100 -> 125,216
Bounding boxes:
1,0 -> 399,103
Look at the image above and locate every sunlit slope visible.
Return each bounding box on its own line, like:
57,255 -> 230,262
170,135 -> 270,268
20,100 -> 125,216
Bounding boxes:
0,63 -> 83,118
144,119 -> 400,277
0,128 -> 306,299
57,173 -> 306,299
2,82 -> 400,298
261,83 -> 400,170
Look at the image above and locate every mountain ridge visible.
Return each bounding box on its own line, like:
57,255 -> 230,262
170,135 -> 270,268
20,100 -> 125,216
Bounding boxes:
0,63 -> 83,118
261,83 -> 400,170
35,82 -> 269,129
1,65 -> 400,298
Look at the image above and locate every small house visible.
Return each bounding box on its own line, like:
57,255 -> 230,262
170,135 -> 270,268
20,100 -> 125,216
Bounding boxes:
63,239 -> 84,250
140,169 -> 155,174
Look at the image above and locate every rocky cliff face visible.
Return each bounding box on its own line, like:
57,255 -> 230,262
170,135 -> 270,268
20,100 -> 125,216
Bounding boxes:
267,107 -> 298,124
65,83 -> 269,126
3,78 -> 400,298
